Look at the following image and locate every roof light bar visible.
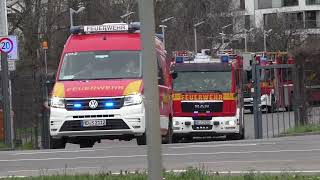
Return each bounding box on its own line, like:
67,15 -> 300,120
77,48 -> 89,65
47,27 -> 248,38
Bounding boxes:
70,22 -> 141,34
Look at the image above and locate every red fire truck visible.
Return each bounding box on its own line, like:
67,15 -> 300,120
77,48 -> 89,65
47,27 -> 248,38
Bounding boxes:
49,22 -> 173,148
243,52 -> 294,112
171,50 -> 245,141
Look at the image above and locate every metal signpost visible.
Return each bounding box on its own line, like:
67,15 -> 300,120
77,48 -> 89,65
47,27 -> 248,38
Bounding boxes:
1,0 -> 18,148
138,0 -> 163,179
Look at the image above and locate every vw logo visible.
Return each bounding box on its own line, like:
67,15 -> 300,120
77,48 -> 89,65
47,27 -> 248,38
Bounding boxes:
88,100 -> 99,109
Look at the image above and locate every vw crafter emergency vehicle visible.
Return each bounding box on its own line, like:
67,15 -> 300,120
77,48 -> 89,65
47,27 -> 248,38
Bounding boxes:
171,50 -> 245,141
49,23 -> 173,148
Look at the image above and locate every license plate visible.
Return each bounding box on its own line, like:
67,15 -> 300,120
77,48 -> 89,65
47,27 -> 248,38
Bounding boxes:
194,120 -> 211,125
82,120 -> 106,127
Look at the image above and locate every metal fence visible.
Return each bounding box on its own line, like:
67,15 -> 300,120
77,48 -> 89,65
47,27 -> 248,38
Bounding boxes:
0,70 -> 50,150
252,61 -> 298,138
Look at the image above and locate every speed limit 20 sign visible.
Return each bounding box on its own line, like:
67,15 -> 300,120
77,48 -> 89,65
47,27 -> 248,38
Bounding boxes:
0,36 -> 19,60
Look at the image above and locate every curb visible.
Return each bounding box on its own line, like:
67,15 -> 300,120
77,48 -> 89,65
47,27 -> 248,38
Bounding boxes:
277,131 -> 320,137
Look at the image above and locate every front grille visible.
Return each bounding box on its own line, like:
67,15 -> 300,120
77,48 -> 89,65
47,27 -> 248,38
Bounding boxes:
73,114 -> 115,119
181,102 -> 223,113
65,98 -> 124,111
59,119 -> 129,131
192,116 -> 212,120
192,125 -> 213,130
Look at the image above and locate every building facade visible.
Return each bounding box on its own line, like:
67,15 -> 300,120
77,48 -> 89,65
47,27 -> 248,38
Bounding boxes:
233,0 -> 320,35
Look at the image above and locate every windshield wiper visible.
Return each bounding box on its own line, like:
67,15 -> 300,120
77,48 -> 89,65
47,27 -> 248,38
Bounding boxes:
196,90 -> 223,93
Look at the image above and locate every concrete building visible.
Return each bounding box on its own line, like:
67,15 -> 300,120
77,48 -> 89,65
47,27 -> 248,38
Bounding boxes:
233,0 -> 320,35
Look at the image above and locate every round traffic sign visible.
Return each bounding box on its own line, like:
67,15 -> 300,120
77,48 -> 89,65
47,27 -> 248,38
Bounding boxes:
0,37 -> 14,53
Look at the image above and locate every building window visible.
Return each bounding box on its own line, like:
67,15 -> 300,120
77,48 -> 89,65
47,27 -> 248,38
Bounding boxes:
240,0 -> 245,10
258,0 -> 272,9
245,15 -> 251,29
282,0 -> 299,6
305,11 -> 317,28
306,0 -> 320,5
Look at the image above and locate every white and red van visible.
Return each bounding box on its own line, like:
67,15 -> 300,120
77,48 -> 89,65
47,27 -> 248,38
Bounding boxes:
49,23 -> 173,148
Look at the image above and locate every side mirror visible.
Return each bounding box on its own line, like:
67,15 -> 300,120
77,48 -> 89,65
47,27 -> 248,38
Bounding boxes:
46,73 -> 56,85
172,72 -> 177,79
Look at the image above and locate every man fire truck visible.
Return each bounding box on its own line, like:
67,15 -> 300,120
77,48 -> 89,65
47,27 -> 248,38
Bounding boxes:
49,22 -> 173,148
243,52 -> 294,113
171,50 -> 245,141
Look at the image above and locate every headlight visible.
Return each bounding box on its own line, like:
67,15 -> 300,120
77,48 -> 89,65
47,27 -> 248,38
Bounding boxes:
124,94 -> 143,106
229,120 -> 236,126
50,97 -> 65,108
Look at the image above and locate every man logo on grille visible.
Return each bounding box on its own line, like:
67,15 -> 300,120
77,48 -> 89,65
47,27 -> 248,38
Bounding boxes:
88,100 -> 99,109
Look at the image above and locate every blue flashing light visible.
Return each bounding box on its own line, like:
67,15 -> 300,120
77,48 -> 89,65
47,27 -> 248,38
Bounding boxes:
220,55 -> 229,63
105,102 -> 114,108
73,103 -> 82,108
175,57 -> 184,63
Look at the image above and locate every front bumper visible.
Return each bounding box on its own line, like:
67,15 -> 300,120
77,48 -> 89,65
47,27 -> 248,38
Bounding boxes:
50,103 -> 145,138
172,116 -> 239,136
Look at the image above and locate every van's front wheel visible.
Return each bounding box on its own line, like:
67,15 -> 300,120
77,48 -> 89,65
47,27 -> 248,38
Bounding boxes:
50,136 -> 66,149
136,134 -> 146,146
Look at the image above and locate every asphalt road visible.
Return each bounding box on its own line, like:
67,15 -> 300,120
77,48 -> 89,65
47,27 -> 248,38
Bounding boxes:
1,135 -> 320,177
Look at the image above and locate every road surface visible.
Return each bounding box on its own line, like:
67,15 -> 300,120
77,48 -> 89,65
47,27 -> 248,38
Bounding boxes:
1,135 -> 320,177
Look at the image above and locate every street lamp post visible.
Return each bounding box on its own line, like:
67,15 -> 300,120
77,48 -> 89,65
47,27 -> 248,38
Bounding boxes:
243,28 -> 254,52
69,6 -> 86,29
263,29 -> 273,52
159,17 -> 174,49
120,11 -> 135,23
193,21 -> 205,53
221,24 -> 232,44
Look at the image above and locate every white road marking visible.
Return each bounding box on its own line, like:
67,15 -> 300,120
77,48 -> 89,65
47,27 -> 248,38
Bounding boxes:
163,148 -> 320,157
8,166 -> 101,173
1,148 -> 320,162
12,149 -> 95,155
169,142 -> 276,149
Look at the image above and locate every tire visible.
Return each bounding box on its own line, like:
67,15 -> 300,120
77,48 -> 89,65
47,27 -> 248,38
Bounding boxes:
172,135 -> 180,143
50,137 -> 66,149
285,105 -> 293,112
79,140 -> 95,148
226,127 -> 244,140
136,134 -> 146,146
267,105 -> 275,113
163,119 -> 173,144
248,107 -> 253,113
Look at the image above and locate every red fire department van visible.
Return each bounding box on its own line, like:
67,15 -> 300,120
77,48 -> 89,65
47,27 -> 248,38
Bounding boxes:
49,23 -> 173,148
171,50 -> 244,141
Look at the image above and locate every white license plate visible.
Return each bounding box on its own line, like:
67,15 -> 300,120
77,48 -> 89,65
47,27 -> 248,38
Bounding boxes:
194,120 -> 211,125
82,120 -> 107,127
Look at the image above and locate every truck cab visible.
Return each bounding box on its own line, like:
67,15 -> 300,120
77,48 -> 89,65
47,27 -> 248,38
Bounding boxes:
171,51 -> 244,141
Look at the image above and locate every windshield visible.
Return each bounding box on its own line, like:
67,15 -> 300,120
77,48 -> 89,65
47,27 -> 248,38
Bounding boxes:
173,71 -> 232,92
58,51 -> 141,80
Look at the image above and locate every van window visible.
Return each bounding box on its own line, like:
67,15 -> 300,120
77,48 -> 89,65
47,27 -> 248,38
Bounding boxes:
58,51 -> 142,80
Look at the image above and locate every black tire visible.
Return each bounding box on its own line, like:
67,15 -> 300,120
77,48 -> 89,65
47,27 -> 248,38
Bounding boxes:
185,135 -> 193,142
267,105 -> 274,113
79,140 -> 95,148
226,127 -> 244,140
285,105 -> 293,112
172,135 -> 180,143
136,134 -> 146,146
50,137 -> 66,149
163,119 -> 173,144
